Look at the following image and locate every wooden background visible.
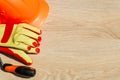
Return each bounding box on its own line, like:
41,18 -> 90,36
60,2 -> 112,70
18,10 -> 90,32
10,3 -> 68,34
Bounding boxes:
1,0 -> 120,80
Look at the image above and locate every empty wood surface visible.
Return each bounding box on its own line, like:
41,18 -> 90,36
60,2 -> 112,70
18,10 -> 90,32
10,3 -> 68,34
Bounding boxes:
1,0 -> 120,80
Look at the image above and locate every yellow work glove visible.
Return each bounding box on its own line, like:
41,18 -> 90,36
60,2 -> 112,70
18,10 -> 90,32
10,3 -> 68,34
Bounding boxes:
0,23 -> 41,65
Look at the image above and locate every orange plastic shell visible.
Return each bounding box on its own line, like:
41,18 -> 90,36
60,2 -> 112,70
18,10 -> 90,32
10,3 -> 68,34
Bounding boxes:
0,0 -> 49,28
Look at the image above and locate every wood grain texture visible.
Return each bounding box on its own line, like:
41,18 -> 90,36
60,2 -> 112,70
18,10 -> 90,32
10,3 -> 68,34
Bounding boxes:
1,0 -> 120,80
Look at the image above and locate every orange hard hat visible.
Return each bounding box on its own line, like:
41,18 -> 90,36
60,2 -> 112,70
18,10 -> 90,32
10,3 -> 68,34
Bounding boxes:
0,0 -> 49,28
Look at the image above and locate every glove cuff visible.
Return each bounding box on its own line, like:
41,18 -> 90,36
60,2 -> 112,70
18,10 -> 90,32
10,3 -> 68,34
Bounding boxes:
1,24 -> 14,43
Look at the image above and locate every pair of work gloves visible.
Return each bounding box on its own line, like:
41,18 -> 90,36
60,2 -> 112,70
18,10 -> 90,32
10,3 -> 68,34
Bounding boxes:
0,23 -> 41,65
